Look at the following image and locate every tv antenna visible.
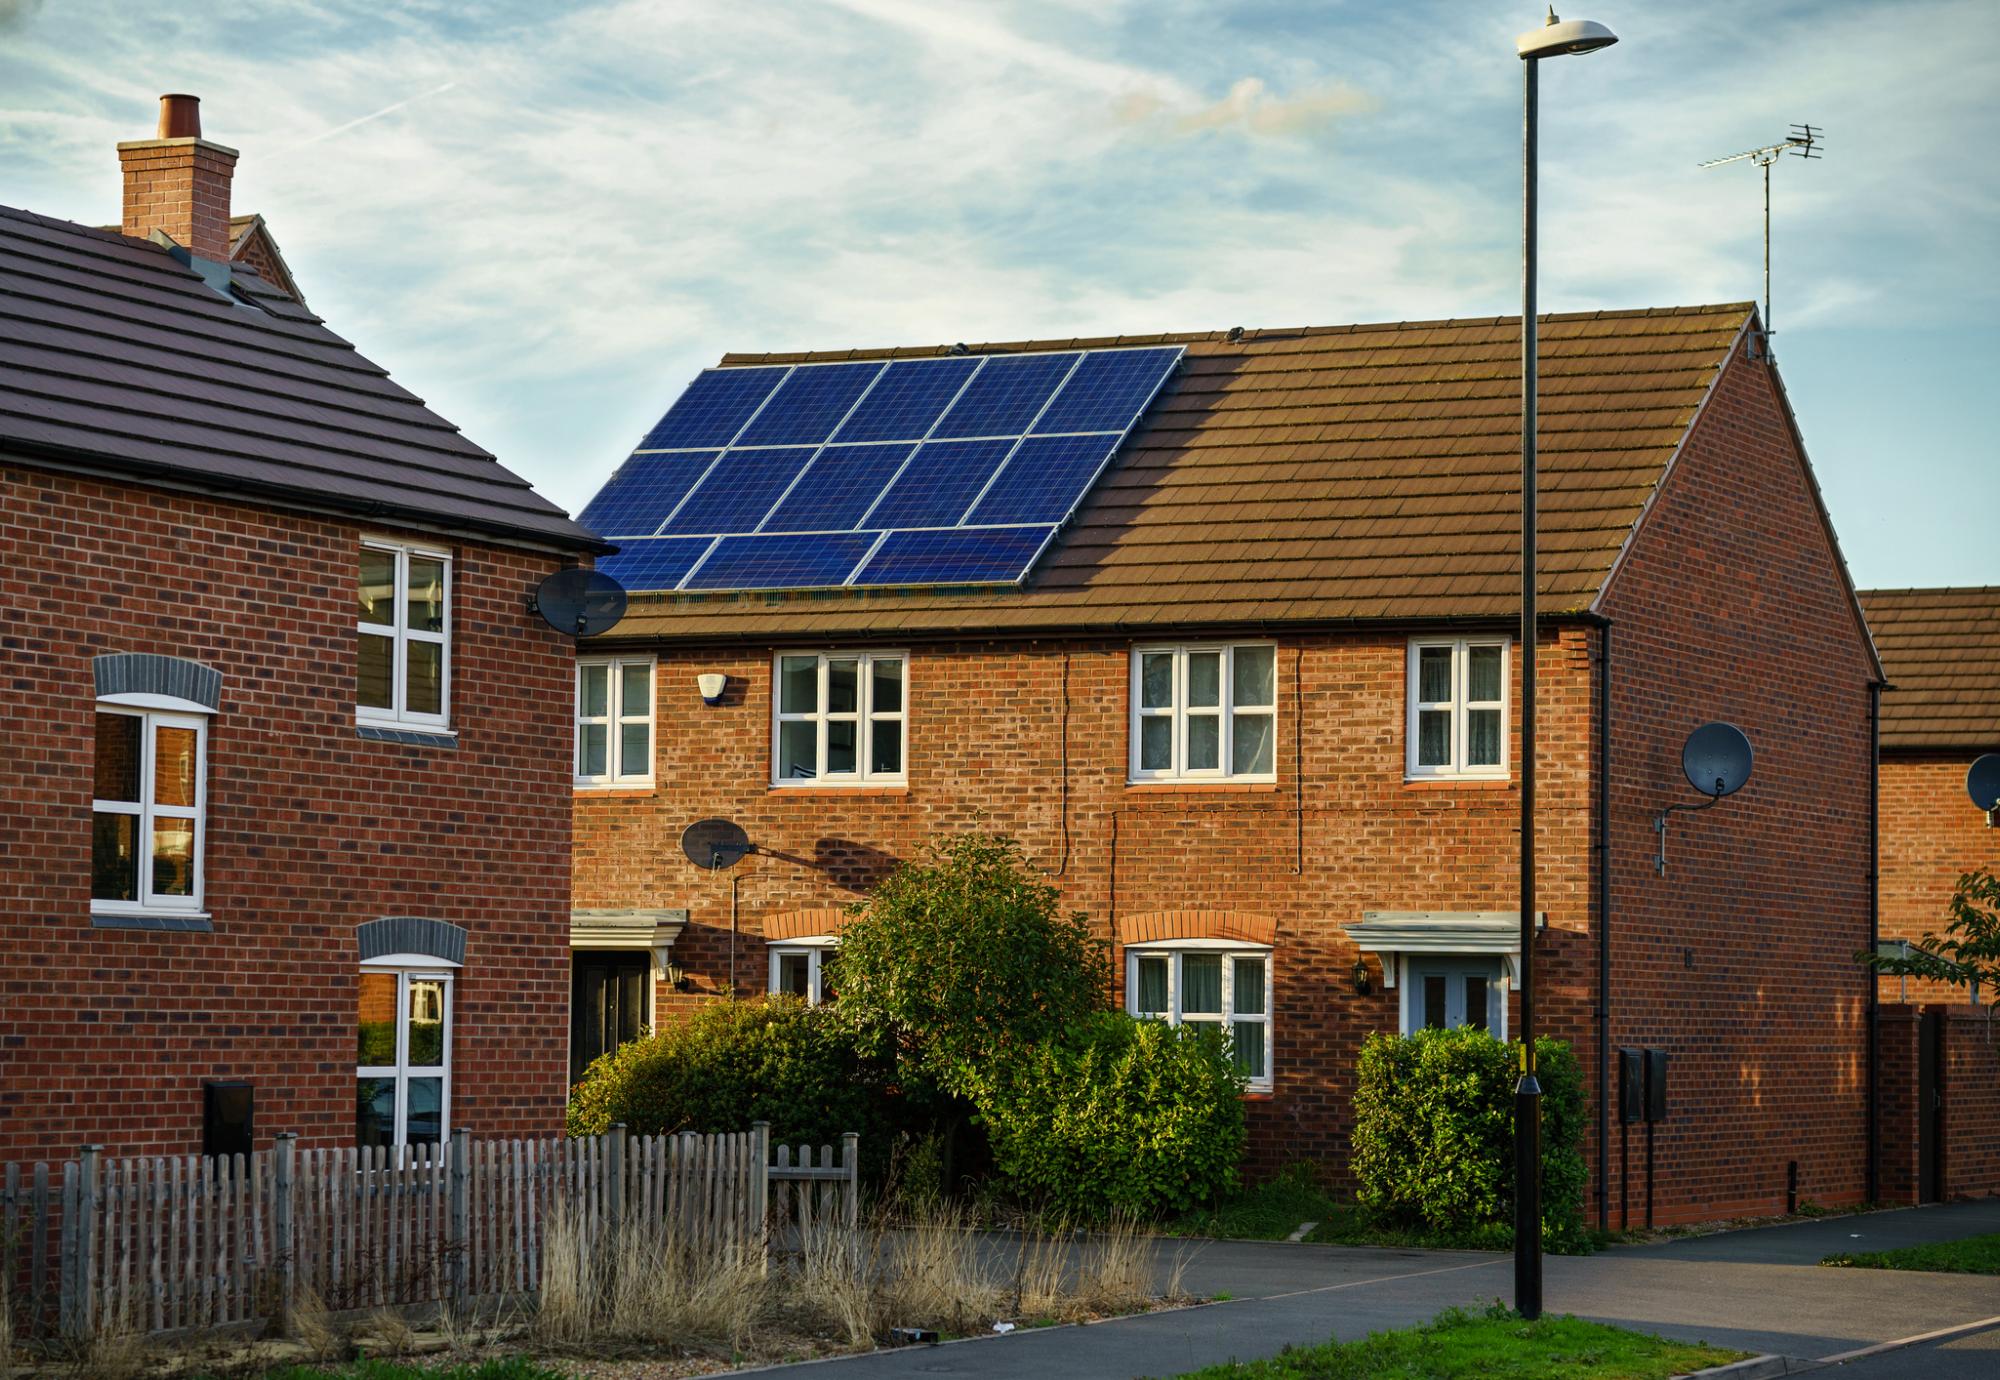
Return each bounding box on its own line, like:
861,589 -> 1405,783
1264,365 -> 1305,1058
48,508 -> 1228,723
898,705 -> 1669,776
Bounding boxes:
1700,124 -> 1823,360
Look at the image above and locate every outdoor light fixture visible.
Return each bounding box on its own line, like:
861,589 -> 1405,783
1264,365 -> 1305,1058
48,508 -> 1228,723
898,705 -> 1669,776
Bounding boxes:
697,672 -> 728,705
660,962 -> 689,991
1513,3 -> 1618,1324
1351,958 -> 1373,996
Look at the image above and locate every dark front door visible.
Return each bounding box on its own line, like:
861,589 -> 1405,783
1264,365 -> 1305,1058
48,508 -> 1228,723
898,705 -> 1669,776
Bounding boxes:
1917,1009 -> 1943,1203
571,950 -> 651,1083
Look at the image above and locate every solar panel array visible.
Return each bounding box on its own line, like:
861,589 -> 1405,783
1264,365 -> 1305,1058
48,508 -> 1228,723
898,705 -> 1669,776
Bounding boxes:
583,345 -> 1184,593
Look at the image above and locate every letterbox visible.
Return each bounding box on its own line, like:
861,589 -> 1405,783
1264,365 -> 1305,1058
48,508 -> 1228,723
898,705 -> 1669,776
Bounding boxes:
203,1081 -> 253,1159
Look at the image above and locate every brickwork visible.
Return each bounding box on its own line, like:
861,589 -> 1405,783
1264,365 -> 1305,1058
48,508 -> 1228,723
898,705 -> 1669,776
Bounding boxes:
574,345 -> 1874,1223
117,138 -> 236,261
1877,754 -> 1999,1006
1940,1007 -> 2000,1198
0,462 -> 576,1159
1597,350 -> 1877,1224
1874,1005 -> 1921,1204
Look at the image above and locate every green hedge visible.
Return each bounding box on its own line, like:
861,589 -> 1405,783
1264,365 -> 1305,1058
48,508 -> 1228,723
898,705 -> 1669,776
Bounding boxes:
979,1011 -> 1245,1219
1350,1028 -> 1588,1250
565,996 -> 893,1170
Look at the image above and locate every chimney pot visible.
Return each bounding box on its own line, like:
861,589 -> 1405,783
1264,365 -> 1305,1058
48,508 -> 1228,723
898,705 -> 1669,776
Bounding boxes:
158,94 -> 202,140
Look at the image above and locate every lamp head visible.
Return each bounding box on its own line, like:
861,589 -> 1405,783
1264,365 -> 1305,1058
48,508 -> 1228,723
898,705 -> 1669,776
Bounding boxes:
1517,9 -> 1618,59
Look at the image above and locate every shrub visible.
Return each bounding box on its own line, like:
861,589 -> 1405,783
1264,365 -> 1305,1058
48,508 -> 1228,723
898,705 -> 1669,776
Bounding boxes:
833,833 -> 1110,1101
1350,1027 -> 1587,1250
980,1011 -> 1246,1219
565,996 -> 892,1165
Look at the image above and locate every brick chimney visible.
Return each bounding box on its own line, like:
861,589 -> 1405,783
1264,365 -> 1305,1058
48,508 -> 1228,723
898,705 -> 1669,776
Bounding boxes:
118,94 -> 238,261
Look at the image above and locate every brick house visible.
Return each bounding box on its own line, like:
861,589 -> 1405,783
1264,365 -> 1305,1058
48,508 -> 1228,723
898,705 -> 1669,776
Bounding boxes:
0,96 -> 605,1160
569,304 -> 1881,1227
1857,587 -> 2000,1203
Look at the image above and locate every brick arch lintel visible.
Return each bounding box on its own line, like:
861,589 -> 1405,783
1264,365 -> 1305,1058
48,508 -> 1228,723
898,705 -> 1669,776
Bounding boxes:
764,908 -> 853,942
93,652 -> 222,710
357,916 -> 467,965
1116,910 -> 1277,948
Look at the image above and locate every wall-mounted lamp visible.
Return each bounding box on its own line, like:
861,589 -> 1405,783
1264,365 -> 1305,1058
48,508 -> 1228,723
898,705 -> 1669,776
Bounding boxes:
1351,958 -> 1373,996
697,672 -> 728,706
660,962 -> 689,991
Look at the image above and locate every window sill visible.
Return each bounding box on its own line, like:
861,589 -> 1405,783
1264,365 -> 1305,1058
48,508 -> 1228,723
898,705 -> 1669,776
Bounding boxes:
357,722 -> 458,749
1241,1090 -> 1275,1102
91,909 -> 214,933
1126,780 -> 1279,793
574,783 -> 657,797
767,784 -> 909,797
1402,775 -> 1511,789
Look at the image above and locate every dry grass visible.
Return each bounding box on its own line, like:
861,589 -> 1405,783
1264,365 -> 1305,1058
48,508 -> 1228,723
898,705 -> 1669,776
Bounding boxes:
1074,1215 -> 1158,1316
869,1200 -> 1004,1337
71,1294 -> 146,1380
534,1201 -> 767,1354
359,1304 -> 417,1356
286,1281 -> 343,1361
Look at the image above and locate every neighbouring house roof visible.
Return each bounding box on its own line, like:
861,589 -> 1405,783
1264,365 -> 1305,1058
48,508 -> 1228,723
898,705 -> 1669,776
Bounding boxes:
227,212 -> 306,306
0,203 -> 605,554
601,303 -> 1756,643
1860,587 -> 2000,751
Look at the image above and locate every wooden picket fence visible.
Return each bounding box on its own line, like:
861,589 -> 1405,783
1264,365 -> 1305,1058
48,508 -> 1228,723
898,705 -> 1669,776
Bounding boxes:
0,1123 -> 857,1344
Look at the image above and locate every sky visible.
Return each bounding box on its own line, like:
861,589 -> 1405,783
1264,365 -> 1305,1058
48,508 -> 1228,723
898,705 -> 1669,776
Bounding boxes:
1,0 -> 1994,590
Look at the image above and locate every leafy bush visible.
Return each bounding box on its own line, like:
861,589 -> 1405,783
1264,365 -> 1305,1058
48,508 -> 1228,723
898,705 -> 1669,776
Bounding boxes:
565,996 -> 892,1166
834,833 -> 1109,1101
980,1011 -> 1246,1219
1350,1027 -> 1587,1250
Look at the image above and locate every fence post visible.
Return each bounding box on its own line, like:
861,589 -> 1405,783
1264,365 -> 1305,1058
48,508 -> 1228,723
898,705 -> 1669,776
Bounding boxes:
78,1146 -> 101,1342
608,1124 -> 627,1243
272,1133 -> 296,1336
840,1132 -> 859,1232
448,1126 -> 471,1309
750,1121 -> 771,1271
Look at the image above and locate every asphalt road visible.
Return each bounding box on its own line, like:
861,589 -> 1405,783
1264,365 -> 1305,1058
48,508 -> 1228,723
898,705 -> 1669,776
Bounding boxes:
740,1199 -> 2000,1378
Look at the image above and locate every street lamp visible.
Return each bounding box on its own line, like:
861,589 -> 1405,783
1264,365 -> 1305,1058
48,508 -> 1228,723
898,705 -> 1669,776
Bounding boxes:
1513,4 -> 1617,1324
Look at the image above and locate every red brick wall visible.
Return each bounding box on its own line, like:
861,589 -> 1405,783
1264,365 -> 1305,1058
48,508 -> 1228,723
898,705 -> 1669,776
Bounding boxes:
1597,347 -> 1877,1225
1941,1007 -> 2000,1198
578,627 -> 1598,1186
1877,754 -> 1999,1006
0,462 -> 576,1159
1875,1005 -> 1922,1204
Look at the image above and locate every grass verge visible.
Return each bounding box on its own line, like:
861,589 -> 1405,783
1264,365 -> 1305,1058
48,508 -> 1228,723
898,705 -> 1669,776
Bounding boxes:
1824,1230 -> 2000,1275
255,1361 -> 568,1380
1164,1305 -> 1747,1379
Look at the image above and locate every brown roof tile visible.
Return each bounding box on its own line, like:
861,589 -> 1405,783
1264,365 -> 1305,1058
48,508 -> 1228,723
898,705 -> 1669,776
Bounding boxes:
603,304 -> 1753,642
1860,587 -> 2000,751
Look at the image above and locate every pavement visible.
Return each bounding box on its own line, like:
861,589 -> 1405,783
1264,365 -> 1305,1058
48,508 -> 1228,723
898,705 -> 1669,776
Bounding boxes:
740,1198 -> 2000,1378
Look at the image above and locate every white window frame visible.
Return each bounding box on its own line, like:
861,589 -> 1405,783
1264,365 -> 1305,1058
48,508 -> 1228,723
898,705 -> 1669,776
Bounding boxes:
1405,637 -> 1509,780
91,702 -> 209,917
768,939 -> 838,1005
1396,956 -> 1508,1039
1124,942 -> 1273,1091
575,656 -> 656,786
770,651 -> 907,786
356,964 -> 454,1151
1128,643 -> 1278,783
357,538 -> 452,731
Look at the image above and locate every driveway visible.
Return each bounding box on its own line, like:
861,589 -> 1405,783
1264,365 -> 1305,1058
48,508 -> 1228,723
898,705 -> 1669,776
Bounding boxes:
743,1199 -> 2000,1378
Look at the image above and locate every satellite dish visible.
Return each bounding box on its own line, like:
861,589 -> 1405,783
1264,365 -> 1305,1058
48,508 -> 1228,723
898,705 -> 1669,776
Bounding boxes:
532,568 -> 627,637
1682,722 -> 1752,799
1969,754 -> 2000,813
681,818 -> 752,870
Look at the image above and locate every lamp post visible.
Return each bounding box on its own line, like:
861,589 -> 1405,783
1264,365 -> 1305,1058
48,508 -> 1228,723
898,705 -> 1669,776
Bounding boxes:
1513,6 -> 1617,1323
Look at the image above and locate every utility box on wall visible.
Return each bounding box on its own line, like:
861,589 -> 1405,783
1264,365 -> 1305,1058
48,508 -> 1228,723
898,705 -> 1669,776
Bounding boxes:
1619,1047 -> 1645,1124
203,1081 -> 253,1158
1645,1050 -> 1670,1123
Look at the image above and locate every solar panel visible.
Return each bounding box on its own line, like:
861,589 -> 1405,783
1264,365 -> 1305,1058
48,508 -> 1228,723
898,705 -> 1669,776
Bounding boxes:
588,344 -> 1182,592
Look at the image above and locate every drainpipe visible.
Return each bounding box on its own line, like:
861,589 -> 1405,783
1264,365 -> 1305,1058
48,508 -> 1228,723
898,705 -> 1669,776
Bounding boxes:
1583,613 -> 1614,1233
1867,679 -> 1882,1205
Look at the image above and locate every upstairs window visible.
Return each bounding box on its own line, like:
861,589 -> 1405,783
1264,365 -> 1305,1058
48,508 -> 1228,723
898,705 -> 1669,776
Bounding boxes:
772,652 -> 905,785
92,707 -> 207,915
576,657 -> 654,785
1129,644 -> 1277,782
1406,638 -> 1508,779
358,540 -> 451,730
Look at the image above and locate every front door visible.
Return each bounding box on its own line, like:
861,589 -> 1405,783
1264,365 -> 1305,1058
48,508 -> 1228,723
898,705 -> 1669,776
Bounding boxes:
571,950 -> 652,1083
1406,958 -> 1504,1036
